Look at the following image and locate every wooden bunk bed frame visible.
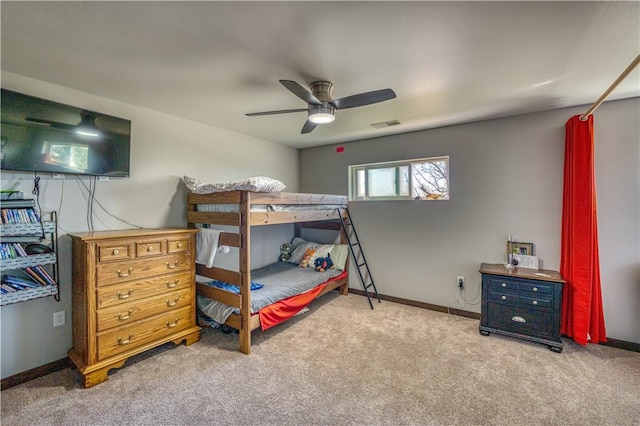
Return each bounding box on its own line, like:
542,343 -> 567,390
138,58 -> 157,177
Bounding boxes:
186,190 -> 349,354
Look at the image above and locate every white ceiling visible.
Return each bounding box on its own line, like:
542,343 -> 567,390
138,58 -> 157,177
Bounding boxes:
1,1 -> 639,149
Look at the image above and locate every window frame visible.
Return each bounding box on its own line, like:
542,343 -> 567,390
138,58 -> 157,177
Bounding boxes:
349,156 -> 449,201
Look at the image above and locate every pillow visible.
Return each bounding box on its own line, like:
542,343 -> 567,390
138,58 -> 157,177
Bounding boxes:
287,238 -> 310,264
306,244 -> 335,266
183,176 -> 286,194
330,244 -> 349,271
288,241 -> 335,267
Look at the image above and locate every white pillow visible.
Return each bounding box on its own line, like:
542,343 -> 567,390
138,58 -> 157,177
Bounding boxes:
330,244 -> 350,271
306,244 -> 335,266
183,176 -> 286,194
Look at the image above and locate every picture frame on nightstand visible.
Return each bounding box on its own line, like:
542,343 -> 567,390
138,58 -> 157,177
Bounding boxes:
508,242 -> 534,256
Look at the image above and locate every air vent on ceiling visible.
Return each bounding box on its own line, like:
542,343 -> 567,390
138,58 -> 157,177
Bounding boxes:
371,119 -> 402,129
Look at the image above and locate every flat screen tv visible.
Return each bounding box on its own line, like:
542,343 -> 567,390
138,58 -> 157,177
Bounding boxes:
1,89 -> 131,177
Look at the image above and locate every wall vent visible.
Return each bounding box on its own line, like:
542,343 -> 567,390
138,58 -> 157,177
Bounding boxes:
371,119 -> 402,129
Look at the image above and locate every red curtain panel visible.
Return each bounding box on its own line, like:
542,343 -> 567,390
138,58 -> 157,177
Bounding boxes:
560,115 -> 607,345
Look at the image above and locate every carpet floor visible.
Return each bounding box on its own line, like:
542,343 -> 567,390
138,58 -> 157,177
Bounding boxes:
1,292 -> 639,425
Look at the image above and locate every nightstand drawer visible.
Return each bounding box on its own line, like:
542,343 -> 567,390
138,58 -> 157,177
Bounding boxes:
168,238 -> 190,253
489,291 -> 519,305
488,277 -> 520,292
136,240 -> 164,258
519,281 -> 552,295
520,295 -> 552,310
486,303 -> 553,339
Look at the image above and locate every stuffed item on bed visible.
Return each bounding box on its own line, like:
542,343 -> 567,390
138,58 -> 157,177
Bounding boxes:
314,253 -> 334,272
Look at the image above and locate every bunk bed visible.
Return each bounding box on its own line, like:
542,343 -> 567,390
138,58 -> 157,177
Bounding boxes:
185,177 -> 350,354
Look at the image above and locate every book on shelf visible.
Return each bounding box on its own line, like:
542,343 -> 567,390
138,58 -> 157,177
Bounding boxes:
2,274 -> 40,288
1,207 -> 41,224
23,267 -> 48,286
33,265 -> 56,286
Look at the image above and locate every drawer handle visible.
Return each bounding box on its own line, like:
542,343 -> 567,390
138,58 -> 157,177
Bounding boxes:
166,261 -> 178,269
532,300 -> 538,305
147,246 -> 154,252
177,242 -> 183,248
117,310 -> 133,321
166,298 -> 179,307
117,335 -> 134,345
117,268 -> 133,277
166,318 -> 179,328
166,279 -> 179,289
501,283 -> 507,288
117,289 -> 133,299
113,249 -> 119,255
533,287 -> 538,292
501,295 -> 507,300
512,316 -> 526,323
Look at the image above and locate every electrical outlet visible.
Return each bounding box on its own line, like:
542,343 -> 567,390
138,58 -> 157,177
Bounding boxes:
53,311 -> 65,327
457,276 -> 465,289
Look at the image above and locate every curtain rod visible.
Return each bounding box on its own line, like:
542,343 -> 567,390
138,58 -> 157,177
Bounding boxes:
580,54 -> 640,121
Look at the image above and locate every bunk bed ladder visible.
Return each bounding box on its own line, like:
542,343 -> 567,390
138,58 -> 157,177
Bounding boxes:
338,207 -> 381,309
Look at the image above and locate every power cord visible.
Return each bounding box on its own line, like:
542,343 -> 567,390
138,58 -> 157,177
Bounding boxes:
74,175 -> 142,230
32,174 -> 46,240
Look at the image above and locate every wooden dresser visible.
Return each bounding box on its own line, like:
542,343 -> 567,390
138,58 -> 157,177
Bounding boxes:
479,263 -> 565,353
68,228 -> 201,387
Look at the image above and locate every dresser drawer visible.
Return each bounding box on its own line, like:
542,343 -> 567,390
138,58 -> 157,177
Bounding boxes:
97,288 -> 192,332
168,237 -> 190,254
486,302 -> 553,339
520,295 -> 552,311
136,240 -> 164,258
96,253 -> 191,286
97,305 -> 193,361
96,271 -> 192,309
98,243 -> 132,262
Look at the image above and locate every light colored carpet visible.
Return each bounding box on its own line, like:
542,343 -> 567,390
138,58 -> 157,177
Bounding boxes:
1,292 -> 639,425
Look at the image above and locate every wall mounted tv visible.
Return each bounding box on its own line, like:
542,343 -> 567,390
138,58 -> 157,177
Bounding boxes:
1,89 -> 131,177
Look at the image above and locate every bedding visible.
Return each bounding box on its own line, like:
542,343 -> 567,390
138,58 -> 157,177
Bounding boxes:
197,261 -> 343,326
196,203 -> 345,213
183,175 -> 286,194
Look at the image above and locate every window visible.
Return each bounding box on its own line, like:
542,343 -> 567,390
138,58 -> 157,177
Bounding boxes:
349,156 -> 449,201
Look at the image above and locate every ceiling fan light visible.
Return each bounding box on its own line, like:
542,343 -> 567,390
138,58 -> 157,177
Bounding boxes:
308,105 -> 335,124
308,112 -> 335,124
75,115 -> 101,138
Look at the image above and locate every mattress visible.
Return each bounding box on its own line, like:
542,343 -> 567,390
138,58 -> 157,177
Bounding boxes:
197,261 -> 343,324
197,204 -> 345,213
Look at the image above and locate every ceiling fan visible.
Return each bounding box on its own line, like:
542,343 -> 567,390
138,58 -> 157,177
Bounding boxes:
246,80 -> 396,134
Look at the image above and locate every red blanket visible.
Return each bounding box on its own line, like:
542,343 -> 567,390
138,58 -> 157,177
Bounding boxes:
258,270 -> 347,331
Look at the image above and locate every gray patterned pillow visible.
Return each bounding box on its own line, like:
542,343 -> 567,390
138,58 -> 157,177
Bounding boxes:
183,176 -> 286,194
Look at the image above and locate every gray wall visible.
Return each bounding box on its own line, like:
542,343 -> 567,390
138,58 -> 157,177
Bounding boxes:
300,98 -> 639,344
0,72 -> 298,378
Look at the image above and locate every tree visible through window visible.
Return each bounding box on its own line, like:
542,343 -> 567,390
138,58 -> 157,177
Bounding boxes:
349,157 -> 449,201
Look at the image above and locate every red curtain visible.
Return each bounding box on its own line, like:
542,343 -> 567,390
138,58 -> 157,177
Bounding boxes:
560,115 -> 606,345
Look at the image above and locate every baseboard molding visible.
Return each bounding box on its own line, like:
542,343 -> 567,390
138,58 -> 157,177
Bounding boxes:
601,338 -> 640,353
348,288 -> 481,320
1,357 -> 71,391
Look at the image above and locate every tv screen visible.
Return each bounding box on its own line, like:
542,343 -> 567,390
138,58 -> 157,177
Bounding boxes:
1,89 -> 131,177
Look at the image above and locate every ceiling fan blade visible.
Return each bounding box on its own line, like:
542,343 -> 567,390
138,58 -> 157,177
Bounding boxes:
280,80 -> 322,105
25,117 -> 75,130
301,120 -> 317,134
331,88 -> 396,110
246,108 -> 308,117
